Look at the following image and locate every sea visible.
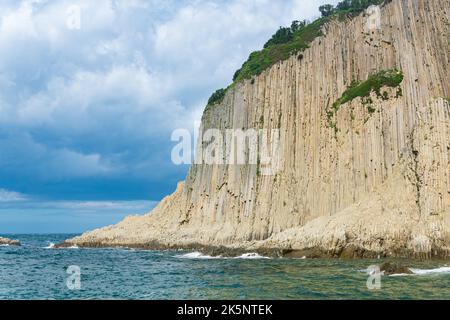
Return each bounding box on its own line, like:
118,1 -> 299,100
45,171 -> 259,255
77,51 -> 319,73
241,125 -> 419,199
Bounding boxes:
0,234 -> 448,300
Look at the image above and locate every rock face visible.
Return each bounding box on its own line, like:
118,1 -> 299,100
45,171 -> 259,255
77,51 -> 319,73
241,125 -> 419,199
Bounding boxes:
65,0 -> 450,259
0,237 -> 20,246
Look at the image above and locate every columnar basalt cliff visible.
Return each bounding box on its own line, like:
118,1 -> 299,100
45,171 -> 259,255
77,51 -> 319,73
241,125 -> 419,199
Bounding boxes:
65,0 -> 450,258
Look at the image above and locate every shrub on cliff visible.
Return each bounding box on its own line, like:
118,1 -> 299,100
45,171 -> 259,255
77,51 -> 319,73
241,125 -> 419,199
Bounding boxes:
207,88 -> 227,107
319,4 -> 334,17
332,69 -> 404,110
327,69 -> 403,133
263,27 -> 294,48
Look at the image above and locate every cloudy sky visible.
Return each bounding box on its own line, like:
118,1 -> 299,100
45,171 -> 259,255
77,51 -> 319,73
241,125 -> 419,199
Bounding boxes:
0,0 -> 339,233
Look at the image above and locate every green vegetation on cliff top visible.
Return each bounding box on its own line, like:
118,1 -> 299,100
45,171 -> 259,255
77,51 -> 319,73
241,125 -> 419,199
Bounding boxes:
232,17 -> 327,84
206,0 -> 388,108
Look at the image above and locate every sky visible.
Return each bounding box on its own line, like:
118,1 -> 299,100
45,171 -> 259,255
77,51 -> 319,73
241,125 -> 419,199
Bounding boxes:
0,0 -> 339,234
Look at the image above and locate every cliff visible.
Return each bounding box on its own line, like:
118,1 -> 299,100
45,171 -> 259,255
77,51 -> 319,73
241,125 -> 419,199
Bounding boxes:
64,0 -> 450,259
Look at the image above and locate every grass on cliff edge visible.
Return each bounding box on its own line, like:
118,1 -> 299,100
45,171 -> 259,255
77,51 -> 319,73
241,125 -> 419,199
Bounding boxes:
232,17 -> 328,84
206,18 -> 327,109
205,0 -> 387,109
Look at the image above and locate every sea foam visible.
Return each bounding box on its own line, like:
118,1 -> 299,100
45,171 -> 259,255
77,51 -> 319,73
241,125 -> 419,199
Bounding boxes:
235,253 -> 270,259
44,242 -> 55,249
175,251 -> 271,260
176,251 -> 221,259
389,266 -> 450,276
409,266 -> 450,275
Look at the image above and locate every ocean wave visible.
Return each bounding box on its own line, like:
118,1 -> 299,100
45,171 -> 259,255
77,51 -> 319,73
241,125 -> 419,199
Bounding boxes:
176,251 -> 272,260
234,253 -> 270,259
389,266 -> 450,277
0,244 -> 10,247
409,266 -> 450,275
44,242 -> 55,249
175,252 -> 222,259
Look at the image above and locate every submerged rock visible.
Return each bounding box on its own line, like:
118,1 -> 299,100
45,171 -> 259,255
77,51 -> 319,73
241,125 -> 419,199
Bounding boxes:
0,237 -> 21,246
380,262 -> 413,275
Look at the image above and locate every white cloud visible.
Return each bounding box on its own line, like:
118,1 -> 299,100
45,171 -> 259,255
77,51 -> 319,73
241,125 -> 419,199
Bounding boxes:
0,187 -> 156,212
45,148 -> 114,178
16,65 -> 177,127
0,132 -> 114,180
0,189 -> 27,202
153,0 -> 340,84
42,200 -> 157,211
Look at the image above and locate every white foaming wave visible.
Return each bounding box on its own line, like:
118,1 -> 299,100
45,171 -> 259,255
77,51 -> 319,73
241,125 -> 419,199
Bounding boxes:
44,242 -> 55,249
176,251 -> 222,259
389,273 -> 410,277
235,253 -> 270,259
409,267 -> 450,275
389,266 -> 450,276
0,244 -> 10,247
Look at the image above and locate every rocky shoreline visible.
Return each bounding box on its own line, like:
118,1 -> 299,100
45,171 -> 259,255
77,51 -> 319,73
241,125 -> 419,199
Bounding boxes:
56,241 -> 289,258
56,240 -> 449,260
0,237 -> 21,246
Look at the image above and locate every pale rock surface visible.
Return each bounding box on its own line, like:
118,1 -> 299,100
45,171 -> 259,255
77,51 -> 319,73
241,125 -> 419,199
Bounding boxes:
0,237 -> 20,246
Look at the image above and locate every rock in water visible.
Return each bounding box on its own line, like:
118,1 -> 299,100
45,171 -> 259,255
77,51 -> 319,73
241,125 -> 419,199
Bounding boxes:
63,0 -> 450,259
380,262 -> 413,275
0,237 -> 21,246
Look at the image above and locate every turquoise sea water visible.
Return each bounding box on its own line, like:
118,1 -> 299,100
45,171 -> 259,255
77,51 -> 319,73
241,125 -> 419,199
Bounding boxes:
0,234 -> 448,300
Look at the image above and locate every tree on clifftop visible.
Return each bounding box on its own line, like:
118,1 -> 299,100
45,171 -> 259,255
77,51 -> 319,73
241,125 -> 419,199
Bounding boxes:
319,4 -> 335,17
